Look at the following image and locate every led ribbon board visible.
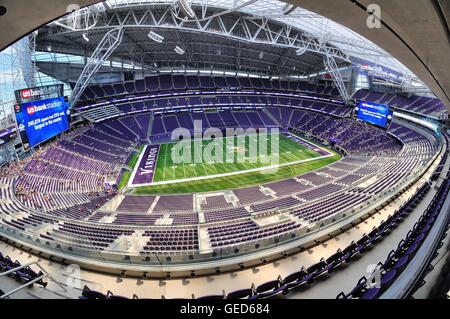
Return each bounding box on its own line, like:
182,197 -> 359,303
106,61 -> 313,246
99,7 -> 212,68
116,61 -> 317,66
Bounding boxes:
15,84 -> 64,105
356,101 -> 392,128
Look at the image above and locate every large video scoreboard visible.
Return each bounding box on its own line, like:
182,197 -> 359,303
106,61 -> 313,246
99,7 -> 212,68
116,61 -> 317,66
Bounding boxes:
356,101 -> 393,128
14,85 -> 70,150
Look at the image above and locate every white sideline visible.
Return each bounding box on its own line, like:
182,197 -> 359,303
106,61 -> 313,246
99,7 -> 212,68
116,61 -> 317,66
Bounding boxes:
127,145 -> 150,188
127,134 -> 334,188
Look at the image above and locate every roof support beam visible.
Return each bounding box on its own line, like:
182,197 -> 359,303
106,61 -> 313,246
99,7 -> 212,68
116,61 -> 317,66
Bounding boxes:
41,6 -> 349,63
323,55 -> 350,104
70,27 -> 124,107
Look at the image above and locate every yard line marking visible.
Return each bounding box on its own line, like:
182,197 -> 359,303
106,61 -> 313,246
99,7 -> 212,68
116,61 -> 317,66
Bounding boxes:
133,152 -> 334,187
131,134 -> 334,187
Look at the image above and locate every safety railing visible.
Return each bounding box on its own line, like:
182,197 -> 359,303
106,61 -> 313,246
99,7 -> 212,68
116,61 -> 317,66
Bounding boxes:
0,260 -> 63,299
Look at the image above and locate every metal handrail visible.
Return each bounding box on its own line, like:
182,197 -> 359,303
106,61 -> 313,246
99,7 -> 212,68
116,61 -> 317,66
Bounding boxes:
0,260 -> 64,299
380,139 -> 450,298
380,181 -> 450,299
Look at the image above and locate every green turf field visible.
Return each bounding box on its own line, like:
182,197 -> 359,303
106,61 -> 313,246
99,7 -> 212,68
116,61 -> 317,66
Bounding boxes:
129,133 -> 341,194
152,133 -> 322,183
117,145 -> 145,189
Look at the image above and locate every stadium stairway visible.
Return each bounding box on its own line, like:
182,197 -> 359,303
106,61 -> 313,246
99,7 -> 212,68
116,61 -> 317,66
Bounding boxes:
146,114 -> 154,142
262,107 -> 283,128
100,194 -> 125,212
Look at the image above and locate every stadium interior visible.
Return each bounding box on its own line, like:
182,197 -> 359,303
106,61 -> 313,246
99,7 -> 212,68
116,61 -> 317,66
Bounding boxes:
0,0 -> 449,301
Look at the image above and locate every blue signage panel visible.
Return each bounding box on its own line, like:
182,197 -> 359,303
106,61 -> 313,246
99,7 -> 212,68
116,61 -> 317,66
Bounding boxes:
15,96 -> 70,149
352,57 -> 405,84
357,101 -> 392,128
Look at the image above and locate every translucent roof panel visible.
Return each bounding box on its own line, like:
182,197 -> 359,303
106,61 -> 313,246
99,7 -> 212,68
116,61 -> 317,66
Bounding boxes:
99,0 -> 416,78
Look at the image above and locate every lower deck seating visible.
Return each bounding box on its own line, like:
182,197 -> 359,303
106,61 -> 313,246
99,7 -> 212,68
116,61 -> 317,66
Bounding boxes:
0,108 -> 440,258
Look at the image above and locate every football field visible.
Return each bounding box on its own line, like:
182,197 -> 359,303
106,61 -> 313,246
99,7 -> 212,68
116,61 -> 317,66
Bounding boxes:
128,133 -> 341,194
152,133 -> 324,183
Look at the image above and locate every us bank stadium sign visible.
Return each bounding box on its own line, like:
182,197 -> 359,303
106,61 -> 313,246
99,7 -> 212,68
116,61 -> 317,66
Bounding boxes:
352,58 -> 406,84
15,84 -> 64,105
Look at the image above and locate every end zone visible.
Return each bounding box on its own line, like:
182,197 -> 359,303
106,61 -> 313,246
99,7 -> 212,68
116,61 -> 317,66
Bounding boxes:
128,144 -> 161,187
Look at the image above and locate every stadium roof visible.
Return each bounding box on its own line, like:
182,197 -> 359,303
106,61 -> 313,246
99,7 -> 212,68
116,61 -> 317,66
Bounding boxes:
98,0 -> 416,78
36,1 -> 347,75
1,0 -> 449,111
33,0 -> 418,80
30,0 -> 433,108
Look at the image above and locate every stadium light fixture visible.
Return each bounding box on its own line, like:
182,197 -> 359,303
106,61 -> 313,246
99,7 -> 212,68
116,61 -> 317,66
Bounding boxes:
175,46 -> 185,55
282,4 -> 297,15
296,47 -> 307,56
82,33 -> 90,42
178,0 -> 195,19
148,31 -> 164,43
0,6 -> 7,17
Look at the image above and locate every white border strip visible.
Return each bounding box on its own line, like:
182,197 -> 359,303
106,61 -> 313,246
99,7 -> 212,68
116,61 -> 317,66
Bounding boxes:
127,145 -> 149,188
